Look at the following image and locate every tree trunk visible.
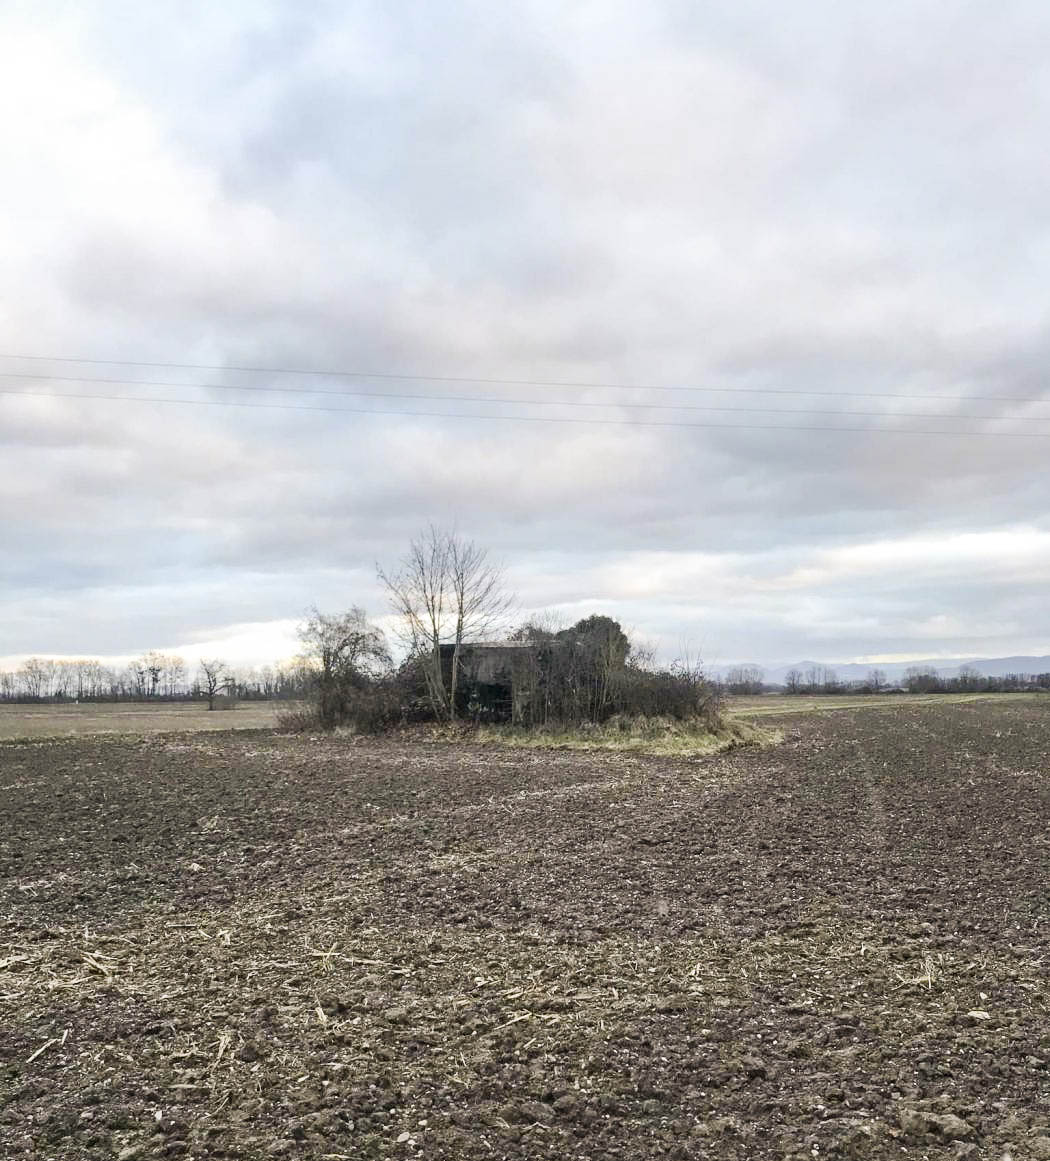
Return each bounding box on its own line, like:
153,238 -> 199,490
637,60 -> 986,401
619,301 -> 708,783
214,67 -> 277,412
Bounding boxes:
449,630 -> 464,722
424,643 -> 449,721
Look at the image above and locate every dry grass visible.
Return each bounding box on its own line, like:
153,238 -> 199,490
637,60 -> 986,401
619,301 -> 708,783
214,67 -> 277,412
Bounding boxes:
476,714 -> 780,756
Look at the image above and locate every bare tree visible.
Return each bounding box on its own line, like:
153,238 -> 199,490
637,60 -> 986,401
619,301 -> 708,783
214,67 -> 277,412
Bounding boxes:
297,607 -> 389,728
164,655 -> 187,698
198,658 -> 230,710
804,665 -> 840,693
725,665 -> 765,695
136,651 -> 167,697
18,658 -> 55,699
904,665 -> 942,694
69,659 -> 91,699
378,526 -> 514,720
864,667 -> 888,693
446,534 -> 516,717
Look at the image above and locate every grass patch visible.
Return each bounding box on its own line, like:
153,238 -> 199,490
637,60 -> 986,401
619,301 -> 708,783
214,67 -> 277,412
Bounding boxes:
476,713 -> 781,756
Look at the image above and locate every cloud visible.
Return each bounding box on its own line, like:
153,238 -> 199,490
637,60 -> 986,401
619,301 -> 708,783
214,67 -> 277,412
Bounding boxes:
3,1 -> 1050,669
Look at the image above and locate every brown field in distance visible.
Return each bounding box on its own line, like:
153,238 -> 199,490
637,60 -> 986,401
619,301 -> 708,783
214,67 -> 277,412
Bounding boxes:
726,690 -> 1042,716
1,691 -> 1043,741
0,700 -> 284,740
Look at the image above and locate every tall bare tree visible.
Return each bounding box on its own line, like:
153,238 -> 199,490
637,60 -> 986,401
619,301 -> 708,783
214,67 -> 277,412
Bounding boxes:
378,526 -> 514,720
198,658 -> 230,710
864,667 -> 888,693
136,651 -> 167,697
164,655 -> 187,698
724,664 -> 765,695
19,658 -> 56,699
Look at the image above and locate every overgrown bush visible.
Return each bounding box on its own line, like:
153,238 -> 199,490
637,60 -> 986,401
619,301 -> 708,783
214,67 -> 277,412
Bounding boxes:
285,659 -> 436,735
340,678 -> 408,734
505,616 -> 721,728
274,702 -> 322,732
610,662 -> 721,724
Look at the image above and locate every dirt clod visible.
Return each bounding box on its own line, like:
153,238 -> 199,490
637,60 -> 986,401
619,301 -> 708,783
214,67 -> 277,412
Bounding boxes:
929,1112 -> 977,1140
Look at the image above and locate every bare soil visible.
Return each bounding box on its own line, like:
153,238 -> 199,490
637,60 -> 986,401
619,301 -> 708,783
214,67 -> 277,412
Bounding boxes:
1,700 -> 1048,1159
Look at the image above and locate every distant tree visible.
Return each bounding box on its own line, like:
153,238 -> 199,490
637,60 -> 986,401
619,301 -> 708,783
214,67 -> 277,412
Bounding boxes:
725,665 -> 765,695
804,665 -> 840,693
784,668 -> 804,694
862,668 -> 888,693
904,666 -> 943,694
51,660 -> 73,698
198,658 -> 231,711
69,659 -> 92,699
135,651 -> 166,697
956,664 -> 985,692
164,655 -> 187,697
18,658 -> 55,699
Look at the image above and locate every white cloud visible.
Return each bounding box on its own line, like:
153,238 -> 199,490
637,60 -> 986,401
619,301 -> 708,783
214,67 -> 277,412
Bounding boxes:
0,616 -> 302,674
770,528 -> 1050,590
3,1 -> 1050,668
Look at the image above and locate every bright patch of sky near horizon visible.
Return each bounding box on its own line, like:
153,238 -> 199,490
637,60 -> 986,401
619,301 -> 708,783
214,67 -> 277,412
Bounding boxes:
3,1 -> 1050,672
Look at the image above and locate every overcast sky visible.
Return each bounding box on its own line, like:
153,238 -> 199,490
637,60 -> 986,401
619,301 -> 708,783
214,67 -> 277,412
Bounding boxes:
3,1 -> 1050,673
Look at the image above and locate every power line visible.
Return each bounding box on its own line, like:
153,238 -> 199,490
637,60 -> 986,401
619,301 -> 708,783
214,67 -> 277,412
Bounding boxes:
1,351 -> 1048,407
0,370 -> 1038,423
4,386 -> 1050,438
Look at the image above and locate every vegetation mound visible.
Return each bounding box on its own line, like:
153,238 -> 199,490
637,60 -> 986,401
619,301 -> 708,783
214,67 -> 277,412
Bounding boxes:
479,713 -> 779,756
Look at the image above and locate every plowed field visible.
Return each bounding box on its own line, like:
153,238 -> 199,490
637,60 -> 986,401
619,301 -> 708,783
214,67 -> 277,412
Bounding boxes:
2,700 -> 1048,1159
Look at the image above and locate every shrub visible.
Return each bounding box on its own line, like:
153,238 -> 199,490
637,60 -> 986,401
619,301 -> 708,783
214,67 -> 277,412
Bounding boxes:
275,702 -> 322,732
282,669 -> 432,735
342,678 -> 405,734
610,662 -> 721,724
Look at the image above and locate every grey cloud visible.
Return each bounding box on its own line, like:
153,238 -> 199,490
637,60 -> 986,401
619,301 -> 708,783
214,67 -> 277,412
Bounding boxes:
4,1 -> 1050,667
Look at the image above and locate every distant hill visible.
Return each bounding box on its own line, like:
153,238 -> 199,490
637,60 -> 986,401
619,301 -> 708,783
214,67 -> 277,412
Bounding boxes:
712,656 -> 1050,686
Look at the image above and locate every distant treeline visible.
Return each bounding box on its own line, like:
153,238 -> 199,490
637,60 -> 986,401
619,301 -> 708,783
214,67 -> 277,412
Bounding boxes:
0,653 -> 309,703
719,663 -> 1050,696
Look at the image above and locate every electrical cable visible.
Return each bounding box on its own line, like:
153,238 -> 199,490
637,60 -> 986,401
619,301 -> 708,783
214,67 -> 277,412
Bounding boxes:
4,386 -> 1050,438
2,352 -> 1048,407
0,370 -> 1039,423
